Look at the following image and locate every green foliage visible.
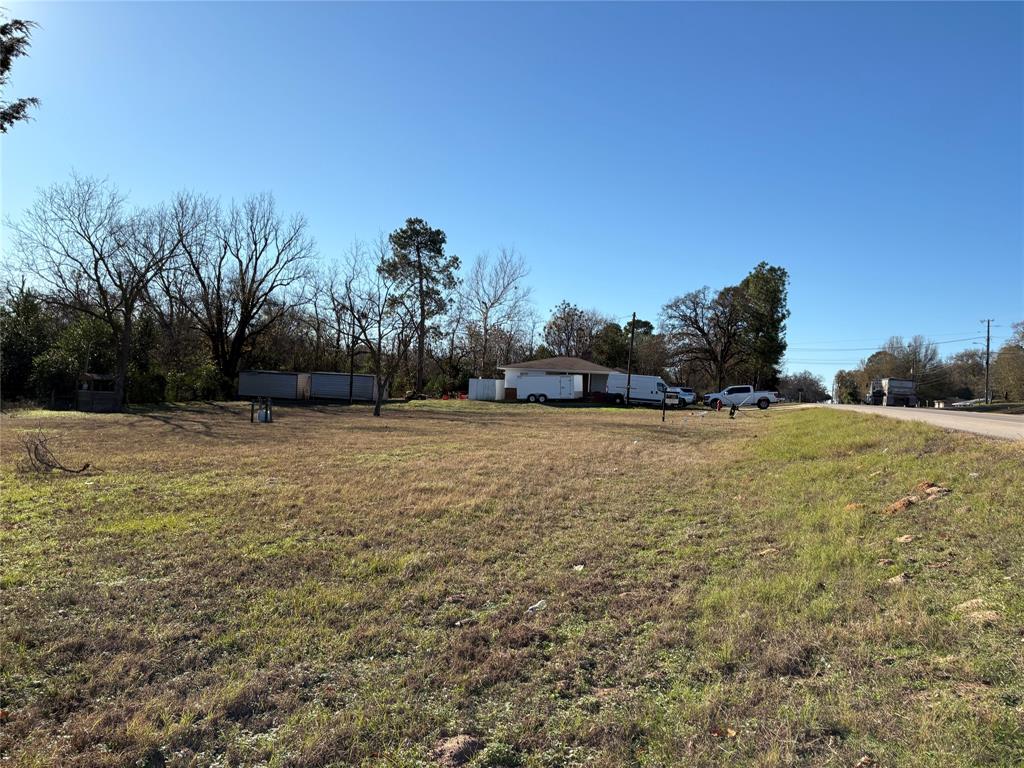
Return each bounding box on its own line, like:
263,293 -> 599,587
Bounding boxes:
992,341 -> 1024,401
127,368 -> 166,404
29,316 -> 114,401
472,741 -> 522,767
0,288 -> 55,400
591,322 -> 628,368
737,262 -> 790,388
164,361 -> 227,401
833,369 -> 860,403
0,14 -> 40,132
382,217 -> 460,390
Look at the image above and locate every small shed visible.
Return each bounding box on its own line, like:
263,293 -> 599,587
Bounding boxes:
238,371 -> 312,400
310,372 -> 383,402
468,378 -> 505,401
77,373 -> 118,413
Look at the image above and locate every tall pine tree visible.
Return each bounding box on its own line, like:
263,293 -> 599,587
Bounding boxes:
380,218 -> 459,393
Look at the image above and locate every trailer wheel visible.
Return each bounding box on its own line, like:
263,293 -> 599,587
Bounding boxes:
757,398 -> 770,410
527,394 -> 537,403
537,394 -> 548,404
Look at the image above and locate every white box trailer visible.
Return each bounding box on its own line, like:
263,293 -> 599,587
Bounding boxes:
516,373 -> 583,403
238,371 -> 311,400
468,378 -> 506,401
606,372 -> 668,404
310,372 -> 382,402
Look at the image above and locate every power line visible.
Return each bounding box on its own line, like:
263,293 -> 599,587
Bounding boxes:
786,335 -> 986,353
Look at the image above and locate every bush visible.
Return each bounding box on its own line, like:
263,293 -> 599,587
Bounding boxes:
128,369 -> 166,404
165,362 -> 226,401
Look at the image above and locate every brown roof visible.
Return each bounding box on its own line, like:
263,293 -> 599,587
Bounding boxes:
499,356 -> 619,374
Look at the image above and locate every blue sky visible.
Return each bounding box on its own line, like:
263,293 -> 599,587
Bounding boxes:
3,1 -> 1021,384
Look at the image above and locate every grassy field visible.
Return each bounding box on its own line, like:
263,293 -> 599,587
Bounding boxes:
1,402 -> 1022,767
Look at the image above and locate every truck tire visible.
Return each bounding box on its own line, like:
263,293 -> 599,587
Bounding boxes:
527,394 -> 537,403
614,394 -> 625,405
538,394 -> 548,404
757,398 -> 769,410
709,398 -> 721,411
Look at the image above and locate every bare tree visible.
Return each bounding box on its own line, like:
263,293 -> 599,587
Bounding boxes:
660,286 -> 745,390
463,248 -> 531,376
343,237 -> 418,416
542,301 -> 609,359
430,294 -> 470,393
12,175 -> 177,408
171,192 -> 315,394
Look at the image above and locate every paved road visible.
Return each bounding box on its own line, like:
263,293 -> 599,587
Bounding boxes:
827,404 -> 1024,441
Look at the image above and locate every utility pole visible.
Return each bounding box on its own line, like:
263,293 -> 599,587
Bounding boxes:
349,306 -> 357,405
983,318 -> 993,404
625,312 -> 636,406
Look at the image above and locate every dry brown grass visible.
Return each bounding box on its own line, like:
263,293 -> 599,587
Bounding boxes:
1,401 -> 1022,767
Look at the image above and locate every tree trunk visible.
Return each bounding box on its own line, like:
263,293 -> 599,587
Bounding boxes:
113,318 -> 133,412
373,382 -> 385,417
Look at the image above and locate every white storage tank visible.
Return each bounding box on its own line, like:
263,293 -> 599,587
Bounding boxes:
238,371 -> 311,400
468,378 -> 505,401
310,372 -> 382,402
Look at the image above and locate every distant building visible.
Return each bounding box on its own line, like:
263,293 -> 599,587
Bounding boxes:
498,356 -> 620,401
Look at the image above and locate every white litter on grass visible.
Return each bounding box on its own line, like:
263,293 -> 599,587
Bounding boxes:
526,599 -> 547,613
572,564 -> 584,572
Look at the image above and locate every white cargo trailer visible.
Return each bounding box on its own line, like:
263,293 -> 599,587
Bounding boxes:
605,372 -> 668,404
515,374 -> 583,403
238,371 -> 311,400
468,378 -> 506,401
310,372 -> 382,402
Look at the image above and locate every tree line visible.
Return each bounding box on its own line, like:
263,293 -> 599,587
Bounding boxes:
1,174 -> 791,414
833,328 -> 1024,404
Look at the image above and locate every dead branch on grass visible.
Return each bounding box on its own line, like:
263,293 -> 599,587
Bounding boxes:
19,431 -> 91,474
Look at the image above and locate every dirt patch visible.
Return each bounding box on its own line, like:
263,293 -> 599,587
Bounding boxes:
883,482 -> 951,515
895,535 -> 914,544
955,598 -> 986,613
914,481 -> 951,499
965,610 -> 1001,626
885,572 -> 911,586
883,495 -> 919,515
433,735 -> 484,767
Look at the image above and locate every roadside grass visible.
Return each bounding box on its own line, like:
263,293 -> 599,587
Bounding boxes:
1,402 -> 1021,767
956,402 -> 1024,415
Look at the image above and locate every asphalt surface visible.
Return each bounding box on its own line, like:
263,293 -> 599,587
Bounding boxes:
827,404 -> 1024,441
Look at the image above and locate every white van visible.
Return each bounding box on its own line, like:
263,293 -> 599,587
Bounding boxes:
606,373 -> 668,404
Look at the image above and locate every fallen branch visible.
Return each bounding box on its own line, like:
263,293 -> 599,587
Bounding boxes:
19,431 -> 91,474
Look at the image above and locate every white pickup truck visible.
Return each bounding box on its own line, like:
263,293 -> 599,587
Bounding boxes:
703,385 -> 780,410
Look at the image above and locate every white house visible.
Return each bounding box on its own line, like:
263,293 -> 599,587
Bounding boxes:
498,356 -> 620,401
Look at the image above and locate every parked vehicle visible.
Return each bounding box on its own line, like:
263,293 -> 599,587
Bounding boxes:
863,378 -> 917,407
703,385 -> 780,410
667,386 -> 697,406
606,373 -> 669,405
516,374 -> 583,403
